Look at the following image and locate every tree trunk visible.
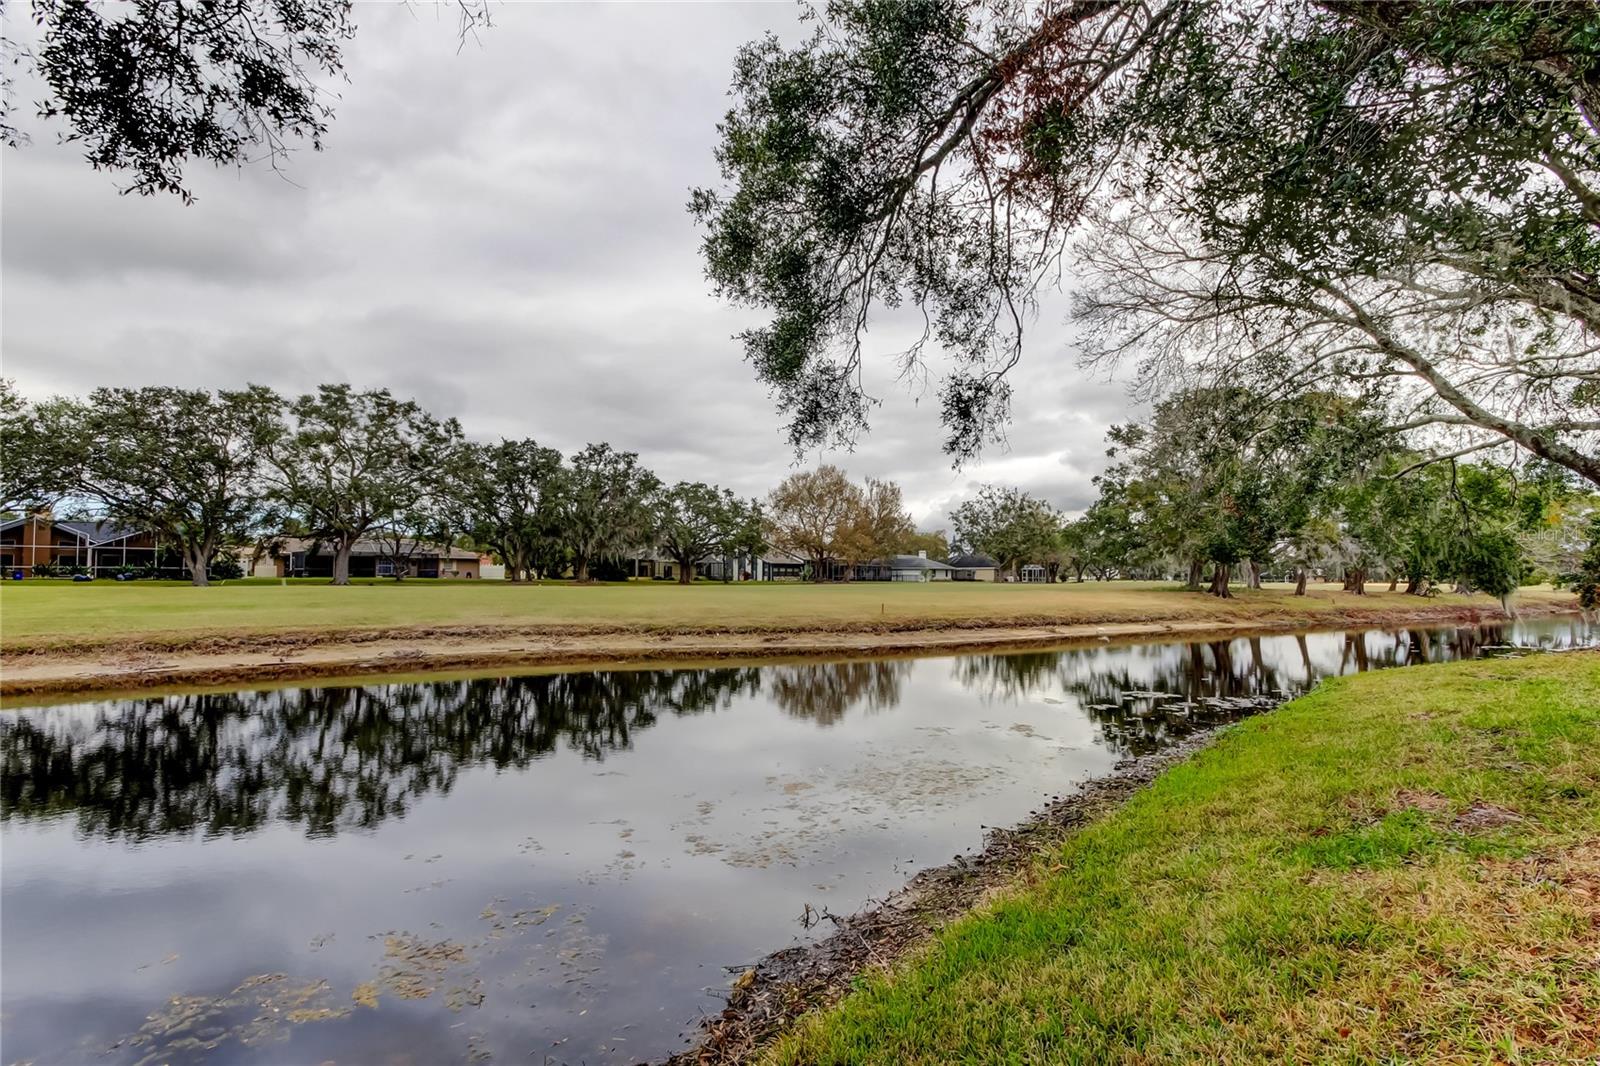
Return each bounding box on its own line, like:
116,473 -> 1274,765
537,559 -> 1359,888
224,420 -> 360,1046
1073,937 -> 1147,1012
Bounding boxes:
1186,558 -> 1205,591
1404,576 -> 1422,595
184,544 -> 209,588
1349,566 -> 1367,595
1073,563 -> 1086,582
1293,567 -> 1308,596
678,556 -> 693,585
332,539 -> 353,586
1208,562 -> 1233,598
574,556 -> 590,583
1246,559 -> 1262,590
1389,575 -> 1400,592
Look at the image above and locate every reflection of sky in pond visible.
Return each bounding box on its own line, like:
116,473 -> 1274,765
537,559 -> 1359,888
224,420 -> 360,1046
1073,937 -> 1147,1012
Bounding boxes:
2,617 -> 1592,1065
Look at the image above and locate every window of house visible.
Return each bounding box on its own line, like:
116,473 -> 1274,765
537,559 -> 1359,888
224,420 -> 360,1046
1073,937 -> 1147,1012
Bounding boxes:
376,560 -> 396,577
290,551 -> 306,572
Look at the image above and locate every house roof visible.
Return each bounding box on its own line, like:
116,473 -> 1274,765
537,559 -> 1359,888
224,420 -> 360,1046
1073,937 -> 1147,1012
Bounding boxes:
0,516 -> 148,544
877,554 -> 954,571
59,520 -> 149,545
278,536 -> 480,561
948,553 -> 999,569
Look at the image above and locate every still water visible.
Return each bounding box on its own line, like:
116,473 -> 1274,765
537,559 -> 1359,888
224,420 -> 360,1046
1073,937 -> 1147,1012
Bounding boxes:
2,618 -> 1592,1065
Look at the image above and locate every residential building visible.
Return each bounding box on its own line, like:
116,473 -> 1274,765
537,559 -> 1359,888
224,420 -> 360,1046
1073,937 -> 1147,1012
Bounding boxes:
854,553 -> 954,582
271,536 -> 483,579
947,553 -> 1001,581
1,513 -> 161,577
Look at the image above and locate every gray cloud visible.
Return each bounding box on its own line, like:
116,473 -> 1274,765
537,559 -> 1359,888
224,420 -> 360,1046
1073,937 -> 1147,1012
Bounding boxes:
0,3 -> 1142,531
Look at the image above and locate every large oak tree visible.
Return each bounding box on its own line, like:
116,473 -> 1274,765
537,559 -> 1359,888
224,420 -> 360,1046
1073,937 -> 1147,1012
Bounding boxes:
697,1 -> 1598,482
551,442 -> 659,583
67,385 -> 282,586
265,385 -> 460,585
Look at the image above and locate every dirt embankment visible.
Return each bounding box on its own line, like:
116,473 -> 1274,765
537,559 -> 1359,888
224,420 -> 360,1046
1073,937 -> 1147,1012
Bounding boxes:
0,599 -> 1577,700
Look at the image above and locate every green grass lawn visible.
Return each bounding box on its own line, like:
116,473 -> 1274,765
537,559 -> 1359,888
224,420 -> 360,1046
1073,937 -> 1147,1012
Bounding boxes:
769,652 -> 1600,1065
0,578 -> 1569,651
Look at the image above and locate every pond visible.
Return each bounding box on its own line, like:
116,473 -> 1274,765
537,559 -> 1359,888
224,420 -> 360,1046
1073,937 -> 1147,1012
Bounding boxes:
2,617 -> 1593,1065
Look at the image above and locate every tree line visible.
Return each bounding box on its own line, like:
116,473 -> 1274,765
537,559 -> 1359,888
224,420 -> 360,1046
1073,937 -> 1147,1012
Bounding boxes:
0,381 -> 951,587
944,387 -> 1600,612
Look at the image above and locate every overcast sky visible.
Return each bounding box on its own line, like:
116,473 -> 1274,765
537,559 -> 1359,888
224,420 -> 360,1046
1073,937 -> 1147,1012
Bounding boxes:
1,2 -> 1139,528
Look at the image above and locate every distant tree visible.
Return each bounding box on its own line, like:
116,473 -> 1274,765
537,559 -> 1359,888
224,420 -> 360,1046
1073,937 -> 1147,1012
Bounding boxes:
0,379 -> 67,512
1072,496 -> 1144,581
654,482 -> 743,585
551,443 -> 659,583
450,438 -> 564,584
1575,516 -> 1600,614
725,497 -> 768,580
68,385 -> 282,586
7,0 -> 490,201
265,385 -> 459,586
765,465 -> 864,582
950,486 -> 1058,578
841,477 -> 915,567
901,529 -> 949,562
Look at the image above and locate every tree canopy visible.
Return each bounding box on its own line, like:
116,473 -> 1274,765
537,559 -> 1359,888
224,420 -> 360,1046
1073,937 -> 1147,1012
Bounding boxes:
3,0 -> 489,201
264,385 -> 460,585
696,0 -> 1599,480
552,443 -> 660,583
67,385 -> 281,586
950,485 -> 1060,577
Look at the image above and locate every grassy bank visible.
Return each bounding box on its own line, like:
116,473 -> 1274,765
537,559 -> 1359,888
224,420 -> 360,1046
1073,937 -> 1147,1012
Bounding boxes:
771,652 -> 1600,1065
0,579 -> 1572,652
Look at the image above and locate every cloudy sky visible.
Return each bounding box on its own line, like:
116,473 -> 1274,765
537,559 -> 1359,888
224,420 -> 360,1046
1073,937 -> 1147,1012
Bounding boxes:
1,3 -> 1139,528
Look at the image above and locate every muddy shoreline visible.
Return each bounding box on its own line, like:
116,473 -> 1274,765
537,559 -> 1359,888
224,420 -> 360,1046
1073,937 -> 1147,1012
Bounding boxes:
1,601 -> 1575,701
657,724 -> 1241,1065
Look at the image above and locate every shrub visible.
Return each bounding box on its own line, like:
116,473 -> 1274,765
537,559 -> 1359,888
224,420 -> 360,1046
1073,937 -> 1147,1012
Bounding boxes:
207,555 -> 245,580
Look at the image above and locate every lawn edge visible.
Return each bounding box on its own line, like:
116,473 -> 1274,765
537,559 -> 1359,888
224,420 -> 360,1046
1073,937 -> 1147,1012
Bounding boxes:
659,721 -> 1252,1065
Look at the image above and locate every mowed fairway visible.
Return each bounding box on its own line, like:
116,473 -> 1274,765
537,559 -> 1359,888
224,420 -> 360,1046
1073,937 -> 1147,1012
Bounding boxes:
0,578 -> 1575,651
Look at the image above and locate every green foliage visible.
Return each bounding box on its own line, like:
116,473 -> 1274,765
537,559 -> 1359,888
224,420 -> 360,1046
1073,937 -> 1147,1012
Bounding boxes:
2,380 -> 63,511
264,385 -> 461,585
1098,388 -> 1383,592
65,385 -> 281,586
24,0 -> 357,200
551,443 -> 660,583
26,560 -> 88,579
950,485 -> 1059,576
206,554 -> 245,581
451,438 -> 565,582
900,529 -> 949,563
699,1 -> 1599,482
653,481 -> 752,584
1576,516 -> 1600,611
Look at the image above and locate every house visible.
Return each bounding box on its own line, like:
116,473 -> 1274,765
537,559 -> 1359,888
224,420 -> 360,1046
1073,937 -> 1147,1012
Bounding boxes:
0,513 -> 161,577
854,553 -> 954,582
272,536 -> 483,579
628,549 -> 756,582
947,553 -> 1001,581
1018,562 -> 1049,583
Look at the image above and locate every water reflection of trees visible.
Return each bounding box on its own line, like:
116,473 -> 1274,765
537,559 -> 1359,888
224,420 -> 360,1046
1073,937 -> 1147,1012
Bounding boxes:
0,668 -> 760,841
951,623 -> 1537,756
764,660 -> 910,726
